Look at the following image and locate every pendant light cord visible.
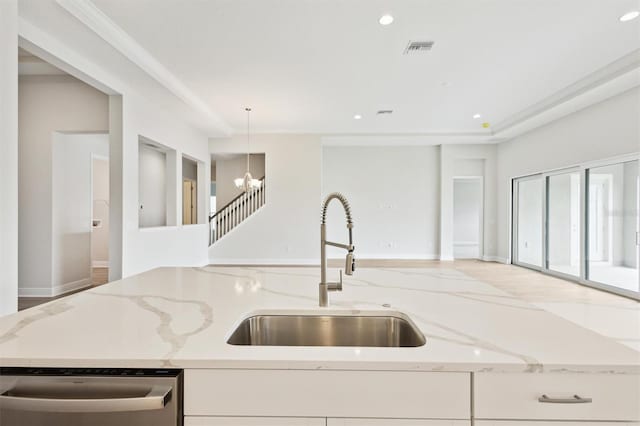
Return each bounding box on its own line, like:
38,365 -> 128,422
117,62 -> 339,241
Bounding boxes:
245,107 -> 251,173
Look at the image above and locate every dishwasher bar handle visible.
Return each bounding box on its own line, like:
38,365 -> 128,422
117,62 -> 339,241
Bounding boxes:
0,385 -> 172,413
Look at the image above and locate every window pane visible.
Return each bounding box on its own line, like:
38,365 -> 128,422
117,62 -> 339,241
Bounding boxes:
587,161 -> 639,292
515,177 -> 543,266
547,171 -> 581,277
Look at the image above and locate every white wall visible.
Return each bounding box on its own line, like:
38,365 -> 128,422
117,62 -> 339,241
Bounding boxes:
209,135 -> 321,264
183,156 -> 197,181
215,154 -> 265,208
0,0 -> 19,315
138,144 -> 167,228
51,133 -> 108,296
121,92 -> 210,276
13,25 -> 212,286
322,146 -> 440,259
497,87 -> 640,261
91,156 -> 109,266
18,75 -> 109,296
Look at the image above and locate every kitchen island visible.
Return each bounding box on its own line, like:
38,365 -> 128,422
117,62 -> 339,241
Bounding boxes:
1,266 -> 639,424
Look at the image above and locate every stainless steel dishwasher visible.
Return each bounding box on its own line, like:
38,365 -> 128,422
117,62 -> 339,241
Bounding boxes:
0,367 -> 183,426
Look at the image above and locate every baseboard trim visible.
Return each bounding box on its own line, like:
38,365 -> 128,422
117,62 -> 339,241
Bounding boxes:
208,256 -> 510,266
92,261 -> 109,268
18,287 -> 53,298
52,278 -> 92,297
350,254 -> 441,260
481,255 -> 509,264
208,258 -> 319,266
18,278 -> 90,298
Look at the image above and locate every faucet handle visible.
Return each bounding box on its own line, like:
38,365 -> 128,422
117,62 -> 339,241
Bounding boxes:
327,270 -> 343,292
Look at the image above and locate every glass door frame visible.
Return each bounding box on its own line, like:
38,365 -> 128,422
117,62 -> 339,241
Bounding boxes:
583,155 -> 640,300
512,173 -> 544,271
542,166 -> 584,283
510,154 -> 640,301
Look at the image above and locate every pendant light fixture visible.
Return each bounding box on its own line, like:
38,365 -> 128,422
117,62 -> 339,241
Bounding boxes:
234,107 -> 262,191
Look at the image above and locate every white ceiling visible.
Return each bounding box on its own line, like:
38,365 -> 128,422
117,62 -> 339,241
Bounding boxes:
89,0 -> 640,135
19,0 -> 640,136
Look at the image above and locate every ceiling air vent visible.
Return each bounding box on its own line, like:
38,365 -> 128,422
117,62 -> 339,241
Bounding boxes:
404,40 -> 435,55
377,110 -> 393,115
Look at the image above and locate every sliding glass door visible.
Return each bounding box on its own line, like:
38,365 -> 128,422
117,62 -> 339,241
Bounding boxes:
513,175 -> 543,268
586,160 -> 639,294
546,170 -> 581,278
512,157 -> 640,300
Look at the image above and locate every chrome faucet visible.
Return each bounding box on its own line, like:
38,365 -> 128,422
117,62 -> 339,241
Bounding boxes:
319,193 -> 355,307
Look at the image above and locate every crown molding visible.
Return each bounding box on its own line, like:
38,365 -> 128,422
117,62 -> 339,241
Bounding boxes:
491,49 -> 640,140
56,0 -> 231,136
50,0 -> 640,141
321,133 -> 494,146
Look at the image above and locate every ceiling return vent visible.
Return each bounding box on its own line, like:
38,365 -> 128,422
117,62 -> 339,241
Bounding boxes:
403,40 -> 435,55
376,110 -> 393,115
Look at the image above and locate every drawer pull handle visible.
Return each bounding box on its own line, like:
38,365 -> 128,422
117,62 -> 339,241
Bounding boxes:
538,394 -> 593,404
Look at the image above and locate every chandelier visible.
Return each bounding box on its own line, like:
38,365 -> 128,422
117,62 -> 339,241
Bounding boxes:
234,107 -> 262,191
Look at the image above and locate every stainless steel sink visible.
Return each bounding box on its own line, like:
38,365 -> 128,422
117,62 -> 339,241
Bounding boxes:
227,312 -> 426,347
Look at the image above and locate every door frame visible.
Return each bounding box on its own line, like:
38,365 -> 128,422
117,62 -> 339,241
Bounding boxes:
452,175 -> 484,260
511,173 -> 544,271
89,153 -> 109,284
182,177 -> 197,225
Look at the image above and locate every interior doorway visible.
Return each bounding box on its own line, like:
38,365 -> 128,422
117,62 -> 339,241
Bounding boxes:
453,177 -> 484,259
183,179 -> 197,224
182,156 -> 198,225
91,154 -> 109,285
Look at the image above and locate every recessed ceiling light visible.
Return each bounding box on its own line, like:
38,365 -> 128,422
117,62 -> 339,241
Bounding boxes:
379,14 -> 394,26
620,10 -> 639,22
473,113 -> 482,119
353,114 -> 362,120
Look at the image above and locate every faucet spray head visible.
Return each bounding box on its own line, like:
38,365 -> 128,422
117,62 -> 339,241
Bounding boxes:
345,250 -> 355,276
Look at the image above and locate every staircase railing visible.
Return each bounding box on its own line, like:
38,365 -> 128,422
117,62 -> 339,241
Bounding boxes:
209,176 -> 265,245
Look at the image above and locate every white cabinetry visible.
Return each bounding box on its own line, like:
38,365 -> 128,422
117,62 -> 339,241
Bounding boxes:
184,418 -> 325,426
184,369 -> 640,425
476,423 -> 640,426
328,420 -> 470,425
474,373 -> 640,422
185,369 -> 470,419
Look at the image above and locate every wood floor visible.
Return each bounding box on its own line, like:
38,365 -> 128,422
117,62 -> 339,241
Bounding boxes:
18,268 -> 109,311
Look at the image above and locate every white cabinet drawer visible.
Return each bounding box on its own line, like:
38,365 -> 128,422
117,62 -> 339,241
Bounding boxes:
328,419 -> 470,425
185,417 -> 325,426
476,422 -> 640,426
185,369 -> 470,419
475,373 -> 640,421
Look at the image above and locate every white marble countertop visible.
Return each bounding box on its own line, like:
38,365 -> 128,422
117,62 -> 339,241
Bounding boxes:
1,266 -> 638,373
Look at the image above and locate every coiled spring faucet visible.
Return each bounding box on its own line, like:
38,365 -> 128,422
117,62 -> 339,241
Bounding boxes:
319,192 -> 355,307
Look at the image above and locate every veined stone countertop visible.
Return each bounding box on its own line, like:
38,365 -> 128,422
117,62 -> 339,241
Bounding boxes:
0,266 -> 638,373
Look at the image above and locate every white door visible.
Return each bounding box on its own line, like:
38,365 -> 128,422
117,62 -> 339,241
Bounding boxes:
453,177 -> 483,259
